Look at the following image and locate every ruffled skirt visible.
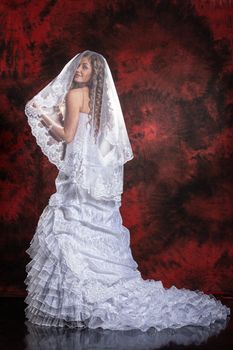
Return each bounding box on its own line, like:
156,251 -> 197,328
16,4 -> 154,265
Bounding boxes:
24,171 -> 230,331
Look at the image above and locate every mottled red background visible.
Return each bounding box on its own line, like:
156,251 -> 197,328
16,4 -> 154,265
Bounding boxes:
0,0 -> 232,296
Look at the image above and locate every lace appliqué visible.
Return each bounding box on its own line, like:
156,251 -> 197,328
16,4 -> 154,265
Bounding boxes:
26,105 -> 130,202
25,104 -> 65,168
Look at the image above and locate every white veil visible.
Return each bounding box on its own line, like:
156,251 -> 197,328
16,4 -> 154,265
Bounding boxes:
25,50 -> 134,201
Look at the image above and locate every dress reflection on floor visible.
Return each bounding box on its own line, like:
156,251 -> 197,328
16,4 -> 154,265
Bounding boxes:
24,318 -> 228,350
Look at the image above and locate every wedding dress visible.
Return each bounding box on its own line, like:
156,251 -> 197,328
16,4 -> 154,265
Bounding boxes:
24,112 -> 230,331
24,50 -> 230,331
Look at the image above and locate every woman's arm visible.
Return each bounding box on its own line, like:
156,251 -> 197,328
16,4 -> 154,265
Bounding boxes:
35,89 -> 83,143
40,113 -> 66,141
63,89 -> 84,143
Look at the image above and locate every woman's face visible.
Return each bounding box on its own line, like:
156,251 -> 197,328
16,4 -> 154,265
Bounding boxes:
74,57 -> 92,83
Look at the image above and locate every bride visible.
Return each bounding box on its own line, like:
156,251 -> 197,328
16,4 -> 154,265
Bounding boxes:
24,50 -> 230,331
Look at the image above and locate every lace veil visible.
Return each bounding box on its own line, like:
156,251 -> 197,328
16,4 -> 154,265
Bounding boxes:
25,50 -> 134,201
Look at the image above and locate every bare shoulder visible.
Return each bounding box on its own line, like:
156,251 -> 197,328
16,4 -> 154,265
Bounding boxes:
66,88 -> 83,99
68,86 -> 88,94
66,88 -> 83,107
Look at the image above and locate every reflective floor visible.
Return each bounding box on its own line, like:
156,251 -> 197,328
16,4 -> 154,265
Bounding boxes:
0,296 -> 232,350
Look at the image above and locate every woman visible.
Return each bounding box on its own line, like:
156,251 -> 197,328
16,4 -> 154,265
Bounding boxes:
24,50 -> 230,331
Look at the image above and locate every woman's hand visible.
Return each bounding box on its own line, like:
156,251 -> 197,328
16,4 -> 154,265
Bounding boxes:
54,105 -> 65,125
32,102 -> 43,118
31,102 -> 50,131
54,105 -> 61,114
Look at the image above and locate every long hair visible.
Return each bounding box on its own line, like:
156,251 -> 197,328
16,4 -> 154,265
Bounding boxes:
70,51 -> 105,143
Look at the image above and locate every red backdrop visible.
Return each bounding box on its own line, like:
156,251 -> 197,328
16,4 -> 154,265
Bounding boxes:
0,0 -> 232,296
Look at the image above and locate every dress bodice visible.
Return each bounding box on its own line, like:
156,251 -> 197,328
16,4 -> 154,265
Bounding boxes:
64,111 -> 94,166
65,111 -> 113,167
60,110 -> 124,201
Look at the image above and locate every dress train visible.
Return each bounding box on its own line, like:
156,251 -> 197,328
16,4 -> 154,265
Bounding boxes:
24,171 -> 230,331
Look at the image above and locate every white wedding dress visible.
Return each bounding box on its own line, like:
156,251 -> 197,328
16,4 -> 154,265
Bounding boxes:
24,112 -> 230,331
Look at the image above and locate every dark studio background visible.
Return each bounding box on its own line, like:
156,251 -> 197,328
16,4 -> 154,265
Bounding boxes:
0,0 -> 232,297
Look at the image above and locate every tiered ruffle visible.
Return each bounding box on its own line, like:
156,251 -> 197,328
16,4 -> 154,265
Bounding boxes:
24,173 -> 230,331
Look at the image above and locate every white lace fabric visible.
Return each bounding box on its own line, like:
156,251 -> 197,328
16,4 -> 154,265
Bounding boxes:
25,103 -> 66,166
25,51 -> 134,202
24,170 -> 230,330
62,112 -> 125,201
24,51 -> 230,331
